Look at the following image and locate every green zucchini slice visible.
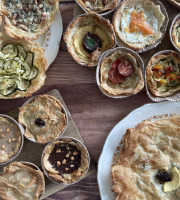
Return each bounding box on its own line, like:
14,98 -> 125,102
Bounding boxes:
0,59 -> 4,68
0,79 -> 17,96
4,60 -> 19,73
2,44 -> 18,58
21,62 -> 31,78
26,67 -> 38,80
17,45 -> 27,60
16,78 -> 31,91
25,52 -> 34,67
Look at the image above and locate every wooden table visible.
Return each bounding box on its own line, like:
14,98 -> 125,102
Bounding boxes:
0,0 -> 178,199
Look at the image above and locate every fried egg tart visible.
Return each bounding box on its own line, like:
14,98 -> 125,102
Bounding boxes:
168,0 -> 180,8
172,19 -> 180,51
112,115 -> 180,200
0,0 -> 60,40
113,0 -> 166,51
76,0 -> 120,14
99,49 -> 144,96
64,12 -> 115,67
0,32 -> 47,99
146,51 -> 180,97
19,95 -> 67,143
0,161 -> 45,200
42,138 -> 90,184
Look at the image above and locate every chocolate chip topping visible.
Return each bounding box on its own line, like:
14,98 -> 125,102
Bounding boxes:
48,143 -> 81,174
156,170 -> 172,184
83,32 -> 102,53
35,118 -> 45,126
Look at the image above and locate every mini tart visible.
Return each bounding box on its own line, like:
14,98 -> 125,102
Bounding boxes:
42,138 -> 90,184
76,0 -> 120,14
19,95 -> 67,143
100,49 -> 144,96
64,12 -> 115,67
0,31 -> 47,99
0,0 -> 60,40
146,51 -> 180,97
0,161 -> 45,200
172,19 -> 180,50
168,0 -> 180,8
0,116 -> 22,163
113,0 -> 165,51
111,115 -> 180,200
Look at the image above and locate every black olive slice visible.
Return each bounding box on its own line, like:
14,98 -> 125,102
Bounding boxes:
83,32 -> 102,53
156,171 -> 172,184
35,118 -> 46,126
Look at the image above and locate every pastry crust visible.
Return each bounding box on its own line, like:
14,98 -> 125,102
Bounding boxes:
146,51 -> 180,97
113,0 -> 165,51
100,50 -> 144,95
167,0 -> 180,8
112,115 -> 180,200
76,0 -> 120,14
19,95 -> 67,143
0,162 -> 45,200
0,31 -> 47,99
172,19 -> 180,50
42,138 -> 90,184
64,12 -> 115,67
0,0 -> 59,40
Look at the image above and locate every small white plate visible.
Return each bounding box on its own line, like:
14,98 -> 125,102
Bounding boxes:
97,101 -> 180,200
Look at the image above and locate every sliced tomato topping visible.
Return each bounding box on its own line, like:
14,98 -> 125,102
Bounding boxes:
118,60 -> 134,77
108,67 -> 124,83
112,58 -> 123,69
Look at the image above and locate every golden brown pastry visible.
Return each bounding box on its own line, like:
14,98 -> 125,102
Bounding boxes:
0,161 -> 45,200
100,49 -> 144,96
64,12 -> 115,67
19,95 -> 67,143
113,0 -> 165,51
42,138 -> 90,184
0,31 -> 47,99
112,115 -> 180,200
76,0 -> 120,14
146,51 -> 180,97
172,19 -> 180,50
168,0 -> 180,8
0,0 -> 60,40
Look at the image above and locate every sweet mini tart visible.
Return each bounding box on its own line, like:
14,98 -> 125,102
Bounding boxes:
0,31 -> 47,99
0,114 -> 23,164
0,0 -> 60,40
19,94 -> 67,143
42,137 -> 90,184
76,0 -> 120,14
111,115 -> 180,200
64,12 -> 115,67
98,48 -> 144,96
172,18 -> 180,51
113,0 -> 166,51
146,51 -> 180,97
167,0 -> 180,8
0,161 -> 45,200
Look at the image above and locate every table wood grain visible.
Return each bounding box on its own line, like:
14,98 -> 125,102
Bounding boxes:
0,0 -> 178,199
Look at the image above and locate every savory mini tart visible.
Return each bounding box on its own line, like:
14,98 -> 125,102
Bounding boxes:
64,12 -> 115,67
99,49 -> 144,96
19,95 -> 67,143
168,0 -> 180,8
0,31 -> 46,99
172,19 -> 180,50
146,51 -> 180,97
0,161 -> 45,200
42,138 -> 90,184
0,0 -> 60,40
113,0 -> 166,51
112,115 -> 180,200
76,0 -> 120,14
0,115 -> 23,164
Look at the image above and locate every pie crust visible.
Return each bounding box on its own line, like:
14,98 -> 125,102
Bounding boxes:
113,0 -> 165,51
0,31 -> 47,99
64,12 -> 115,67
112,115 -> 180,200
0,0 -> 60,40
0,161 -> 45,200
19,95 -> 67,143
42,138 -> 90,184
100,49 -> 144,95
146,51 -> 180,97
172,19 -> 180,50
167,0 -> 180,8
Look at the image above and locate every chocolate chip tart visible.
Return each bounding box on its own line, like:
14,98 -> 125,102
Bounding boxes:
42,137 -> 90,184
64,12 -> 116,67
0,31 -> 47,99
0,0 -> 60,40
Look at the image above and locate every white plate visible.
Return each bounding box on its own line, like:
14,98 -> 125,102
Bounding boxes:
0,10 -> 63,69
97,101 -> 180,200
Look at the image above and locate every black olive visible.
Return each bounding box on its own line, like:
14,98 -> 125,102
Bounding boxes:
102,0 -> 107,6
83,32 -> 101,53
156,171 -> 172,184
35,118 -> 45,126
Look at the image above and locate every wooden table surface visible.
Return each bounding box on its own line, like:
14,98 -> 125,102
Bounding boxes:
0,0 -> 179,199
